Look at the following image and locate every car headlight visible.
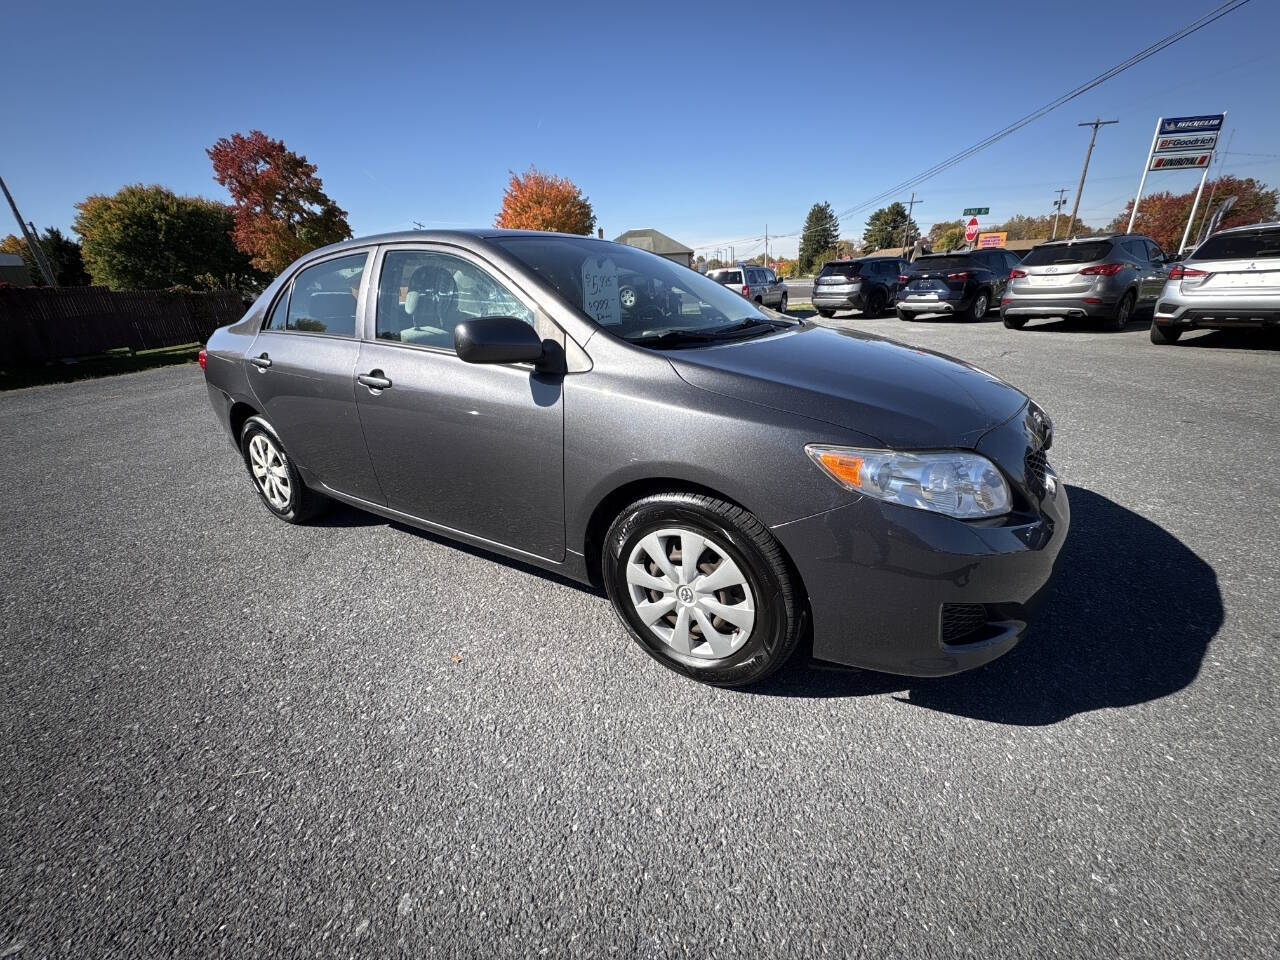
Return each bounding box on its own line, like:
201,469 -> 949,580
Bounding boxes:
806,444 -> 1011,519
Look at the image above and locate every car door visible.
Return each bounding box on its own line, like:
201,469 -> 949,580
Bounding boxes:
247,249 -> 386,504
1141,239 -> 1170,302
763,268 -> 781,306
352,244 -> 565,561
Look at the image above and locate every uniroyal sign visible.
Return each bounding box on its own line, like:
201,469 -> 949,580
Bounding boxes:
1158,114 -> 1224,134
1149,151 -> 1213,171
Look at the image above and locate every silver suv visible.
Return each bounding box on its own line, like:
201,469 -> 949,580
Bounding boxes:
1150,222 -> 1280,344
1001,234 -> 1170,332
708,264 -> 788,311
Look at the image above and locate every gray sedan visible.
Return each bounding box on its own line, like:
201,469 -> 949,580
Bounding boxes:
203,230 -> 1069,686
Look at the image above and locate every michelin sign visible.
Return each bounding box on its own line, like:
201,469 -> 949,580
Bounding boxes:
1147,114 -> 1224,172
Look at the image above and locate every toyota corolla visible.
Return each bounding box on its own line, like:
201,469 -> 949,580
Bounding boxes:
202,230 -> 1069,686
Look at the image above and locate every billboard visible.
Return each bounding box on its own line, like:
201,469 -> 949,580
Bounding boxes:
1150,151 -> 1213,172
977,232 -> 1007,248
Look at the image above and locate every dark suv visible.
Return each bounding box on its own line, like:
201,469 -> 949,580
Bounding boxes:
895,248 -> 1020,321
812,257 -> 906,318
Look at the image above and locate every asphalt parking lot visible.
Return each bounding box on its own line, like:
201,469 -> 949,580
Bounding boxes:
2,314 -> 1277,958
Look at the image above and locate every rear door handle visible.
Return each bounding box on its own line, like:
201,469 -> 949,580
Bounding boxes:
357,370 -> 392,390
250,353 -> 271,369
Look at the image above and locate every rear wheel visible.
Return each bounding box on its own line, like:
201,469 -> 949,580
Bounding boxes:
1003,314 -> 1027,330
896,308 -> 911,321
864,290 -> 885,318
817,308 -> 835,318
964,291 -> 990,321
240,416 -> 330,524
778,293 -> 788,313
1110,291 -> 1135,331
602,492 -> 805,687
1150,322 -> 1183,344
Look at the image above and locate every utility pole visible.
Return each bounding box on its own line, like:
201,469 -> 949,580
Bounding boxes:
0,175 -> 58,286
901,192 -> 921,251
1050,188 -> 1068,240
1066,118 -> 1118,240
764,224 -> 768,268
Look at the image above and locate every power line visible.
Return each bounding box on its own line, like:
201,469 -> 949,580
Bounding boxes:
698,0 -> 1253,252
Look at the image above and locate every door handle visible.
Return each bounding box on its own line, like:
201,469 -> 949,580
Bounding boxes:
250,353 -> 271,369
357,370 -> 393,390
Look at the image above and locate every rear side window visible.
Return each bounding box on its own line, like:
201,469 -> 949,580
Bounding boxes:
1021,241 -> 1113,266
1192,230 -> 1280,261
284,253 -> 367,336
719,270 -> 743,284
264,286 -> 290,331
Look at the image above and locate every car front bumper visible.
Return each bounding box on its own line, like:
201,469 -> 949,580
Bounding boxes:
770,407 -> 1069,677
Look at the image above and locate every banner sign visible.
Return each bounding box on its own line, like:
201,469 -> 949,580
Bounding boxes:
1158,114 -> 1224,135
1155,133 -> 1219,153
1150,151 -> 1213,172
977,232 -> 1007,248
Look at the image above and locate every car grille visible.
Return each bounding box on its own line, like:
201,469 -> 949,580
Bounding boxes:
1025,447 -> 1048,497
941,603 -> 988,645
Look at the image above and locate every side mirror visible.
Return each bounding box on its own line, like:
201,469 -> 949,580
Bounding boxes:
453,316 -> 545,365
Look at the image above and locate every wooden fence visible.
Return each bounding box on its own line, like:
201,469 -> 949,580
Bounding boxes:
0,286 -> 248,369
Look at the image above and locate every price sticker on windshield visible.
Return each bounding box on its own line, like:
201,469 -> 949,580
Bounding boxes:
581,257 -> 621,326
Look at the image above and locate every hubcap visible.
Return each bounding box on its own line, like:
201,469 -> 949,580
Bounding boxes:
625,528 -> 756,660
974,295 -> 987,318
248,433 -> 291,510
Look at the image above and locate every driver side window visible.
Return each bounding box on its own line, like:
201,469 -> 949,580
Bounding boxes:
375,250 -> 534,350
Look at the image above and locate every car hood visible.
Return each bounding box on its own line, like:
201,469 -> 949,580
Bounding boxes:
667,324 -> 1029,448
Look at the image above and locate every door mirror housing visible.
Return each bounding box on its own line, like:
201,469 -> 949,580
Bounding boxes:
453,316 -> 545,365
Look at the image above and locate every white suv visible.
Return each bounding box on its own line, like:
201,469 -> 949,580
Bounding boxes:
708,265 -> 788,311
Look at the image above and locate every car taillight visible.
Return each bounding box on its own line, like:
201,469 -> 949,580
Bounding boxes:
1009,269 -> 1027,279
947,271 -> 970,280
198,349 -> 207,370
1079,262 -> 1125,276
1169,265 -> 1207,280
898,275 -> 910,284
740,284 -> 750,297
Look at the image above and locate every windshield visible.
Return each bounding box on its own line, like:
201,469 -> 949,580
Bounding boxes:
1021,240 -> 1113,266
493,236 -> 774,344
818,262 -> 865,279
1192,229 -> 1280,261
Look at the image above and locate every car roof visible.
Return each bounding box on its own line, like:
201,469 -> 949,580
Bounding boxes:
305,228 -> 622,258
1213,220 -> 1280,235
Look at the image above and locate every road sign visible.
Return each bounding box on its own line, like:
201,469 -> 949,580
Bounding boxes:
977,232 -> 1007,248
962,207 -> 989,216
964,217 -> 980,243
1150,150 -> 1212,172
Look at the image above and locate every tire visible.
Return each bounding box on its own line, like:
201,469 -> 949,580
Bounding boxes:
778,293 -> 788,313
963,291 -> 990,322
1003,314 -> 1027,330
864,290 -> 885,318
1110,291 -> 1135,332
896,308 -> 911,321
602,492 -> 805,687
240,416 -> 330,524
1150,322 -> 1182,344
817,308 -> 835,318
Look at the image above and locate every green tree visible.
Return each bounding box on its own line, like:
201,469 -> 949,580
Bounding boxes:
0,227 -> 90,286
74,184 -> 258,291
927,219 -> 963,245
798,202 -> 839,273
862,202 -> 916,253
1106,176 -> 1277,251
933,227 -> 967,252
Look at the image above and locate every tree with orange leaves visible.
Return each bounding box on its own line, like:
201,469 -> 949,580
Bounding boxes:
495,167 -> 596,235
208,130 -> 351,275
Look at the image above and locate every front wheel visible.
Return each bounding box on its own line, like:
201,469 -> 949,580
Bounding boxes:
602,492 -> 805,687
240,416 -> 330,524
778,293 -> 788,313
1150,322 -> 1182,344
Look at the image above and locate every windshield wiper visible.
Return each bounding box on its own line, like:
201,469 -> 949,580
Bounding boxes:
627,329 -> 721,348
705,318 -> 788,337
628,318 -> 787,349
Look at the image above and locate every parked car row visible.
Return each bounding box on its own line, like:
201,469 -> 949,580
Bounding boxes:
804,222 -> 1278,346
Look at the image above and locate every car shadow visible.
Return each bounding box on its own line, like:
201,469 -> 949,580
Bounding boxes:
751,485 -> 1223,725
1171,328 -> 1280,351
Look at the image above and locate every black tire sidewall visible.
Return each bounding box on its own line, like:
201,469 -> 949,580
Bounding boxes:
603,499 -> 791,686
240,418 -> 307,523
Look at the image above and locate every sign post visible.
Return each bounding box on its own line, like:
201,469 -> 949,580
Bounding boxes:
1126,117 -> 1162,233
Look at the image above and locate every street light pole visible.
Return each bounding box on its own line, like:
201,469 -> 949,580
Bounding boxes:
1066,118 -> 1118,240
1051,188 -> 1068,240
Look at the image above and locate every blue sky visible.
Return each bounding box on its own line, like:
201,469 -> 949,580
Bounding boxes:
5,0 -> 1277,260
